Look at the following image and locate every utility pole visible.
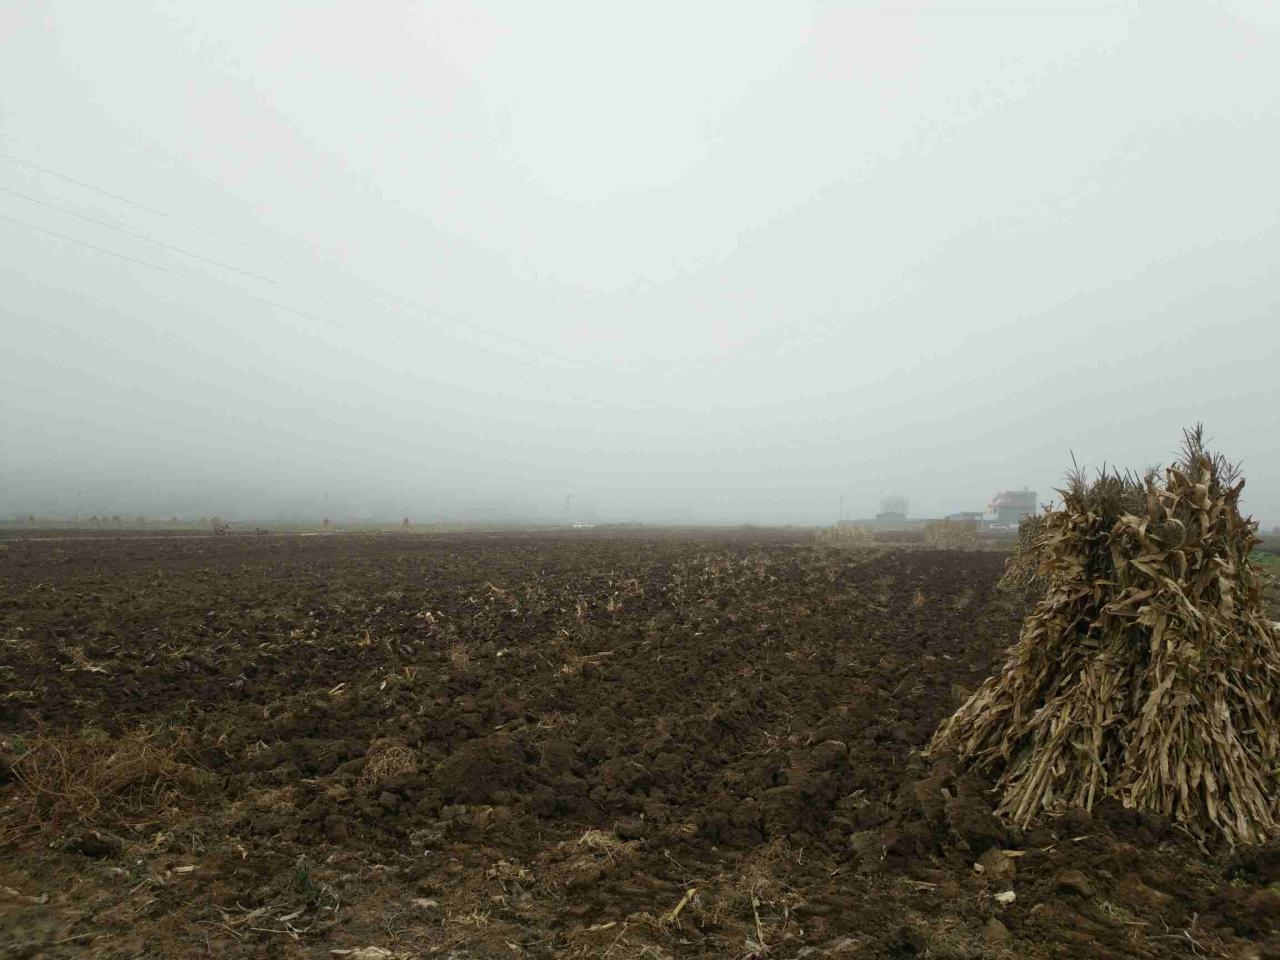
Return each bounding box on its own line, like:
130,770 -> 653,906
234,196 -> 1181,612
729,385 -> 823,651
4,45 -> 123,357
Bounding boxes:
840,494 -> 844,524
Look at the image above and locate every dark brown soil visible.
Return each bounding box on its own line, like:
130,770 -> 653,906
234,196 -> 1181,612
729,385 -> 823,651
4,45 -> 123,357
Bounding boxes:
0,531 -> 1275,958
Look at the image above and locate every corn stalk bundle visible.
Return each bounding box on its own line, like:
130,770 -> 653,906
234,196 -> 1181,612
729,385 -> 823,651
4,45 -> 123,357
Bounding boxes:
929,428 -> 1280,844
925,519 -> 979,550
996,515 -> 1047,597
817,524 -> 875,548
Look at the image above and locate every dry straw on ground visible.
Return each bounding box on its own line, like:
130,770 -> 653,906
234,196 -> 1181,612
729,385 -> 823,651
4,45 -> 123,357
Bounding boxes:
358,738 -> 418,790
930,428 -> 1280,844
6,729 -> 202,829
924,519 -> 979,550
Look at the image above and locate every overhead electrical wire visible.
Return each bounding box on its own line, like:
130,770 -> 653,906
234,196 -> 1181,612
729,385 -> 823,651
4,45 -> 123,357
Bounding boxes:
0,151 -> 577,367
0,182 -> 558,363
0,210 -> 678,415
0,210 -> 546,369
0,150 -> 252,248
0,211 -> 367,340
0,184 -> 383,316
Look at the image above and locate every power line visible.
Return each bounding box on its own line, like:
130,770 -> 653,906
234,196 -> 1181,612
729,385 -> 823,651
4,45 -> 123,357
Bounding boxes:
0,149 -> 683,409
0,210 -> 371,339
0,211 -> 679,415
0,181 -> 574,366
0,151 -> 583,366
0,185 -> 369,312
0,150 -> 251,248
0,150 -> 378,289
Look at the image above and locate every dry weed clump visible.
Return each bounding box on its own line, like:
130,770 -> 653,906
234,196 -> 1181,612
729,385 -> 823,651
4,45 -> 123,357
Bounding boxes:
930,428 -> 1280,844
924,519 -> 979,550
702,838 -> 804,947
7,729 -> 203,829
575,828 -> 639,863
358,738 -> 418,790
816,524 -> 875,549
536,829 -> 641,893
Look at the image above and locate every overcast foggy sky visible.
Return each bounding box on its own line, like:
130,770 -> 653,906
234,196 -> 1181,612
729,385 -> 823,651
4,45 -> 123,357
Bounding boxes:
2,2 -> 1278,526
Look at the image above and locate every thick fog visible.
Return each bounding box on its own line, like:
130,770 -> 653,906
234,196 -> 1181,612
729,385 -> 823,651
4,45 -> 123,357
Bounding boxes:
3,2 -> 1278,526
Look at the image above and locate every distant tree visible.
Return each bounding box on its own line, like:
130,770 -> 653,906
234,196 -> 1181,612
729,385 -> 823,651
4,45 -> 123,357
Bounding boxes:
27,514 -> 35,525
401,517 -> 411,530
170,516 -> 180,525
879,495 -> 909,517
322,517 -> 331,528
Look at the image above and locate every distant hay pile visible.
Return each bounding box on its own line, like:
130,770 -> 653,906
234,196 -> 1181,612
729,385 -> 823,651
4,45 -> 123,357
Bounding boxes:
924,519 -> 978,550
929,428 -> 1280,844
996,514 -> 1047,597
816,524 -> 875,549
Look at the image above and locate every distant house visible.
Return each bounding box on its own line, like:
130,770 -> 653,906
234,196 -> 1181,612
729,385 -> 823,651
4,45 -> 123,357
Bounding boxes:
987,489 -> 1036,527
945,511 -> 985,527
875,511 -> 907,522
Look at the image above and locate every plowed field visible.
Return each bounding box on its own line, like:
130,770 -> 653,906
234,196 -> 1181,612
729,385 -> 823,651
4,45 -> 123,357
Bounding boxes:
1,532 -> 1276,958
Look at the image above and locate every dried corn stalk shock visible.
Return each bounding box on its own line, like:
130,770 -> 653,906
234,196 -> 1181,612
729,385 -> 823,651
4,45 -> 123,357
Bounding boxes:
929,427 -> 1280,845
925,519 -> 979,550
996,514 -> 1047,598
